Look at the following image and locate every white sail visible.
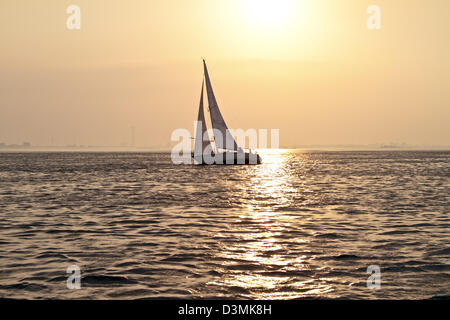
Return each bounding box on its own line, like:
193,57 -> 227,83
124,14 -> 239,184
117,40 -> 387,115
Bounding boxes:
194,80 -> 212,160
203,60 -> 240,152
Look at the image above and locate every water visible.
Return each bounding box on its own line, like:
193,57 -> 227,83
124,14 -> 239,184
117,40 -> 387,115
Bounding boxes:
0,150 -> 448,299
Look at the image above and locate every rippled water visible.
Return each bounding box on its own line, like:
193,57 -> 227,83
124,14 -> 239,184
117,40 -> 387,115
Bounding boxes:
0,150 -> 449,299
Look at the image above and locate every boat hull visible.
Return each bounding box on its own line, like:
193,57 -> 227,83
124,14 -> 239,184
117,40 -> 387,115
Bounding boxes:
192,152 -> 262,165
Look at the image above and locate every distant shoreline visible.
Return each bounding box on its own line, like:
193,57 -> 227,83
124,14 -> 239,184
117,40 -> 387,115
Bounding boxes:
1,146 -> 449,153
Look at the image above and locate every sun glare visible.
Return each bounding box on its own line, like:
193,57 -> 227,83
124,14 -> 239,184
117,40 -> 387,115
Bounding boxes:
245,0 -> 296,30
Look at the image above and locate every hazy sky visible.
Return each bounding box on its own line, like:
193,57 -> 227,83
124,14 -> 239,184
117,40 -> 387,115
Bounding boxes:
1,0 -> 449,147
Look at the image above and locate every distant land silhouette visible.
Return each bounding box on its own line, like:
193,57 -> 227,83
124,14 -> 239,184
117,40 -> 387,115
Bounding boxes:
0,142 -> 449,152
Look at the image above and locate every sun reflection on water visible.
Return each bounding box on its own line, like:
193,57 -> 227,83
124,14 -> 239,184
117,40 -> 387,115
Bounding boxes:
208,149 -> 333,299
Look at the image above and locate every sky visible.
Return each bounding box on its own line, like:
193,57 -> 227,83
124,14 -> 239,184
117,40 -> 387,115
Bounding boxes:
0,0 -> 449,148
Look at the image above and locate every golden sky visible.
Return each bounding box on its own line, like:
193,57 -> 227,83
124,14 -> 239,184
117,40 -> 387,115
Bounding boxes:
0,0 -> 449,147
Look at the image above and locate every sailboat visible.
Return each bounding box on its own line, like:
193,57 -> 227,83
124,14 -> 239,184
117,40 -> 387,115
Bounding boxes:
192,60 -> 262,165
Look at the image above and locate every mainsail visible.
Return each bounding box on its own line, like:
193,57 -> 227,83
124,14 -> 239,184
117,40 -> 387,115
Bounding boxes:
194,80 -> 212,158
203,60 -> 239,152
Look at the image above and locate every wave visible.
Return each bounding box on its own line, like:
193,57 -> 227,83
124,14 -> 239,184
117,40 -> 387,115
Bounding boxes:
82,275 -> 137,285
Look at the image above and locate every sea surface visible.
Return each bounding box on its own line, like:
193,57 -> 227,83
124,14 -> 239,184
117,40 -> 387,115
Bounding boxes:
0,150 -> 449,299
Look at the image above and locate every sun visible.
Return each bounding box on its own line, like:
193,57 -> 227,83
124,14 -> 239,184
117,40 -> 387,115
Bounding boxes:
245,0 -> 296,30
